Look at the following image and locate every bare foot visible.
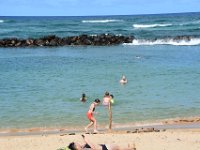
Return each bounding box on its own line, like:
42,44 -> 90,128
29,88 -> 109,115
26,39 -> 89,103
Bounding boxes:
93,130 -> 99,133
85,127 -> 88,132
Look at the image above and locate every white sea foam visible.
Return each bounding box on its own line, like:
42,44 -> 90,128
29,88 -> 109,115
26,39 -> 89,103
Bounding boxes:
133,23 -> 172,29
0,20 -> 4,23
82,19 -> 123,23
124,38 -> 200,46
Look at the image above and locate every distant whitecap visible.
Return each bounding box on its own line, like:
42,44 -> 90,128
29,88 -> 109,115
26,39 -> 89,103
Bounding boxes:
82,19 -> 123,23
133,23 -> 172,29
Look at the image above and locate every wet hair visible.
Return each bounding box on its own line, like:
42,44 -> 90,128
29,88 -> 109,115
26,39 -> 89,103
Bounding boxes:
68,142 -> 76,150
110,94 -> 114,98
105,91 -> 109,96
82,93 -> 86,97
94,98 -> 101,103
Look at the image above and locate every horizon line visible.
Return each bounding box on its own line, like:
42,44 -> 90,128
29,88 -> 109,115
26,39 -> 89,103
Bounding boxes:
1,11 -> 200,17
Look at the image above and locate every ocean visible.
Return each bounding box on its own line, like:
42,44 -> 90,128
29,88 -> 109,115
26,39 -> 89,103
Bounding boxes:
0,12 -> 200,131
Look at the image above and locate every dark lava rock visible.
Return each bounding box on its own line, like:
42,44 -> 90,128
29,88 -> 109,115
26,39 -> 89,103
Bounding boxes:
0,34 -> 134,47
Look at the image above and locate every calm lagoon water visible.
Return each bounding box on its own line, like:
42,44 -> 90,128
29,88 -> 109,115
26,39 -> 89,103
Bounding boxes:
0,13 -> 200,129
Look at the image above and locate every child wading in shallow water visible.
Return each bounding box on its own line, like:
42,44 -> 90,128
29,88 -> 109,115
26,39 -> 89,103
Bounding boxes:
102,91 -> 113,130
85,98 -> 101,133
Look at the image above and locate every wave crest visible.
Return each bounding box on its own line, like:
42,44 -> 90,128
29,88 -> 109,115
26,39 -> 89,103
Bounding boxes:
82,19 -> 123,23
133,23 -> 172,29
0,20 -> 4,23
124,37 -> 200,46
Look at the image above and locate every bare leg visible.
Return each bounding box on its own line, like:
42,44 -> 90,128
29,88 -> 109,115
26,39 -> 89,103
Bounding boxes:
109,143 -> 136,150
89,117 -> 98,132
93,119 -> 98,132
85,121 -> 94,132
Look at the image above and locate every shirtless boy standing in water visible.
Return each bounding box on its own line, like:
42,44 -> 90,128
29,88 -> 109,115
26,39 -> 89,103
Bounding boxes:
102,91 -> 113,130
102,91 -> 111,108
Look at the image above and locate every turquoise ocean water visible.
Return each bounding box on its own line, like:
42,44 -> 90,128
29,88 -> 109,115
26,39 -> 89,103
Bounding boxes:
0,12 -> 200,130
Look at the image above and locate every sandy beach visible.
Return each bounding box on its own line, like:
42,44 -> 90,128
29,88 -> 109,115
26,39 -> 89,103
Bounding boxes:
0,128 -> 199,150
0,117 -> 200,150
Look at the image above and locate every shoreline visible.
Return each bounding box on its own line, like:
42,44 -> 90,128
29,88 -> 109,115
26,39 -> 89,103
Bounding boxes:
1,116 -> 199,136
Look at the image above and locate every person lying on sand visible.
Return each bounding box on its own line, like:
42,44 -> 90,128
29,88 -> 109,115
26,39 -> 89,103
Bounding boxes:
67,135 -> 136,150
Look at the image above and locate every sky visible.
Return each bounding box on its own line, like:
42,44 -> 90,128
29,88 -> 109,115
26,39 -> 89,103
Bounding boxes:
0,0 -> 199,16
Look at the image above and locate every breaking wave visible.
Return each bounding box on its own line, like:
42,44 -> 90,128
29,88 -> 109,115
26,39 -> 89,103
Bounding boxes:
82,19 -> 123,23
133,23 -> 172,29
124,37 -> 200,46
0,20 -> 4,23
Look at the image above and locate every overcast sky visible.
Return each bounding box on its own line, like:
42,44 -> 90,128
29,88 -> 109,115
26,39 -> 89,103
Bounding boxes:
0,0 -> 199,16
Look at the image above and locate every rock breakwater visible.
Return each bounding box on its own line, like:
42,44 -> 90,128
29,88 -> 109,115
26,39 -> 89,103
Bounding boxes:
0,34 -> 134,47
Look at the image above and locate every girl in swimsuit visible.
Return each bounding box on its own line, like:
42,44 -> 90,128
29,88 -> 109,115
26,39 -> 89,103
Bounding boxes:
85,98 -> 101,133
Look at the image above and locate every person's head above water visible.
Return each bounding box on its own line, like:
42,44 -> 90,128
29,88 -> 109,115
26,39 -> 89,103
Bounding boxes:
120,75 -> 128,84
110,94 -> 114,99
82,93 -> 86,97
104,91 -> 110,96
80,93 -> 87,102
122,75 -> 126,79
94,98 -> 101,104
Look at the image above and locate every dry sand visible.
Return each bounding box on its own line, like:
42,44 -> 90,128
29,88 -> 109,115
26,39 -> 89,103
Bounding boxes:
0,117 -> 200,150
0,128 -> 200,150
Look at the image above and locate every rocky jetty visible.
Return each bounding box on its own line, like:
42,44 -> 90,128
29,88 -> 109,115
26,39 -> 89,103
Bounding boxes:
0,34 -> 134,47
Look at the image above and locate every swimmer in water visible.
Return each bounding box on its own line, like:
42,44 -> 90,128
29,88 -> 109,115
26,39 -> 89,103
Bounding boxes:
80,93 -> 87,102
119,75 -> 128,84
